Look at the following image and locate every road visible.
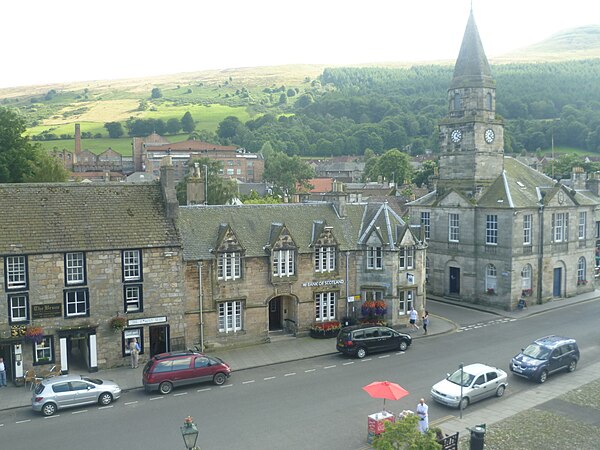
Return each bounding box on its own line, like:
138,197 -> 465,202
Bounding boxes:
2,299 -> 599,450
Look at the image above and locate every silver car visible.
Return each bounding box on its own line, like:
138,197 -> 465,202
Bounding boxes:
431,363 -> 508,410
32,375 -> 122,416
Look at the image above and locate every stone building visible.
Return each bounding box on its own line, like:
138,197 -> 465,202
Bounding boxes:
0,161 -> 185,383
176,197 -> 426,350
407,11 -> 599,310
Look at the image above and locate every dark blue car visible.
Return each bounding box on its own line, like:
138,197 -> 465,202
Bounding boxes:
510,335 -> 579,383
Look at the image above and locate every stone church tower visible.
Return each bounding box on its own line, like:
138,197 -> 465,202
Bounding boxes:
408,10 -> 599,310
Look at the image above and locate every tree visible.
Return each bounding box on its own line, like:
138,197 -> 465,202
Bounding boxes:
166,118 -> 182,135
104,122 -> 124,138
151,88 -> 162,99
263,151 -> 315,196
413,160 -> 437,188
364,148 -> 413,185
175,158 -> 237,205
0,107 -> 68,183
217,116 -> 242,139
181,111 -> 195,133
372,415 -> 441,450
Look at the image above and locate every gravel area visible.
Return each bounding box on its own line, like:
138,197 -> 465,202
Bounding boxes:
456,379 -> 600,450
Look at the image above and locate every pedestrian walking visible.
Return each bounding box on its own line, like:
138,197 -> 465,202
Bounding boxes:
129,338 -> 140,368
409,307 -> 419,330
416,398 -> 429,433
0,357 -> 6,387
422,311 -> 430,335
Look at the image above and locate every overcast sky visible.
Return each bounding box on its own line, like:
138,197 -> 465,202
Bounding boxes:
2,0 -> 598,88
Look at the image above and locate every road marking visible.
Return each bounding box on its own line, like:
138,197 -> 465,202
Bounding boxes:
343,362 -> 354,365
361,358 -> 373,362
264,376 -> 276,381
72,410 -> 88,415
124,401 -> 138,405
305,369 -> 316,373
242,380 -> 255,384
284,372 -> 296,377
44,415 -> 60,419
16,419 -> 31,424
394,352 -> 405,355
174,392 -> 188,396
197,388 -> 211,392
0,424 -> 4,427
324,365 -> 336,369
220,384 -> 233,388
98,405 -> 114,410
378,355 -> 390,359
149,397 -> 164,401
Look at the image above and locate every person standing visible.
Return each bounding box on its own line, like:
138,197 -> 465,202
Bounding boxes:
0,357 -> 6,387
416,398 -> 429,433
129,338 -> 140,369
422,311 -> 430,335
409,307 -> 419,331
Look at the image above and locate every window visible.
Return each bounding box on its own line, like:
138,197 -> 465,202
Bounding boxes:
367,246 -> 383,270
5,255 -> 27,290
577,257 -> 586,282
218,252 -> 241,280
552,213 -> 567,242
421,212 -> 430,240
449,214 -> 459,242
272,249 -> 295,277
122,250 -> 142,281
486,215 -> 498,245
218,301 -> 243,333
579,212 -> 587,240
453,92 -> 461,110
485,264 -> 497,292
314,246 -> 336,273
172,357 -> 192,371
8,293 -> 29,323
315,292 -> 336,321
34,336 -> 54,365
523,214 -> 532,246
123,328 -> 143,356
363,289 -> 384,302
65,252 -> 86,285
124,285 -> 143,312
227,168 -> 234,175
399,247 -> 414,269
425,257 -> 431,285
64,289 -> 89,317
398,290 -> 414,315
521,265 -> 532,290
487,92 -> 493,110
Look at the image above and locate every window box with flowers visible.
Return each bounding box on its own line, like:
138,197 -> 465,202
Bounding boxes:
521,289 -> 533,297
23,326 -> 45,345
577,279 -> 588,286
361,300 -> 388,319
309,320 -> 342,339
486,288 -> 495,295
110,316 -> 128,333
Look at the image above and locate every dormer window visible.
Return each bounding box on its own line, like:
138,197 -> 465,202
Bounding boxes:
218,252 -> 242,280
315,246 -> 336,273
367,246 -> 383,270
273,249 -> 295,277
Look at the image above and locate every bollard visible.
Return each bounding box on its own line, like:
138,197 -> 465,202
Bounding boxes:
469,424 -> 486,450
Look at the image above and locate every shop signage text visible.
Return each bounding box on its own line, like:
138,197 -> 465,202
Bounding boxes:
128,316 -> 167,326
302,279 -> 345,287
32,303 -> 62,319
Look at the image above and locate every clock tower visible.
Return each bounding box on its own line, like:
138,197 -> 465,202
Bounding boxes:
437,10 -> 504,198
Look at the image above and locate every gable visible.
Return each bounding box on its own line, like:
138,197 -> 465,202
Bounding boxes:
438,190 -> 472,208
215,225 -> 244,253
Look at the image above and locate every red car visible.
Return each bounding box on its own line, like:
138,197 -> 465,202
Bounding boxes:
142,350 -> 231,394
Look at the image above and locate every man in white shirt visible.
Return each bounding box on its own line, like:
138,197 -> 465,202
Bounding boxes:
0,357 -> 7,387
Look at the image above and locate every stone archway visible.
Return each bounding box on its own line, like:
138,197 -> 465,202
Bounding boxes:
267,294 -> 298,335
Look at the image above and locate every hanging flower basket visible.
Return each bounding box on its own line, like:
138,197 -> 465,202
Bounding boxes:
24,326 -> 45,345
361,300 -> 388,319
486,288 -> 495,295
309,320 -> 341,339
110,316 -> 127,332
521,289 -> 532,297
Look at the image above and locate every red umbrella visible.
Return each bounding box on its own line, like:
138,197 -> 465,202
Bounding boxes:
363,381 -> 409,411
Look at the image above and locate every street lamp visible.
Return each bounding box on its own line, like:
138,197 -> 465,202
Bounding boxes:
459,363 -> 464,419
180,416 -> 199,450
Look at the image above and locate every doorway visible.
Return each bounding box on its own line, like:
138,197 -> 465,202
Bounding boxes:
449,267 -> 460,295
0,344 -> 14,383
553,267 -> 562,297
149,325 -> 169,357
268,298 -> 282,331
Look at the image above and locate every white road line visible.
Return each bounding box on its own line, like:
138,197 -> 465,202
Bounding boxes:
361,358 -> 373,362
305,369 -> 316,373
174,392 -> 188,396
220,384 -> 233,388
16,419 -> 31,424
284,372 -> 296,376
98,405 -> 114,410
378,355 -> 390,359
197,388 -> 211,392
43,415 -> 60,419
124,401 -> 138,405
0,423 -> 4,427
264,376 -> 276,381
242,380 -> 255,384
343,362 -> 354,365
149,397 -> 164,401
323,365 -> 336,369
71,410 -> 88,415
395,352 -> 405,355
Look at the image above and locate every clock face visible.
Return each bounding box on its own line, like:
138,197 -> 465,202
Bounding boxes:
484,128 -> 495,143
450,129 -> 462,143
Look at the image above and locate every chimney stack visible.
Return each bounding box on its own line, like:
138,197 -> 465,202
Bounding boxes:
160,156 -> 179,219
74,124 -> 81,156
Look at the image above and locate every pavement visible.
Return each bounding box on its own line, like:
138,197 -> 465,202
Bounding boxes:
1,289 -> 598,442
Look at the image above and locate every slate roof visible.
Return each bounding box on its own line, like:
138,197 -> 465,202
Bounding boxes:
0,182 -> 180,255
177,202 -> 410,261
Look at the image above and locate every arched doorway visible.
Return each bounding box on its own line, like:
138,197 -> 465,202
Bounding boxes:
268,295 -> 297,334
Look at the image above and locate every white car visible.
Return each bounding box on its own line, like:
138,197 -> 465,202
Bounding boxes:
431,363 -> 508,410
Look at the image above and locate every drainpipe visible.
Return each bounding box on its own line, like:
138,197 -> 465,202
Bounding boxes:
537,206 -> 544,304
197,261 -> 204,352
345,251 -> 350,318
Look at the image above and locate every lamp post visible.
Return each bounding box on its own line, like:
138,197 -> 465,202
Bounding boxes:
459,363 -> 464,419
180,416 -> 199,450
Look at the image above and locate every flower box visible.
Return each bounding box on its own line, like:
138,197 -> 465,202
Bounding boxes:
24,326 -> 45,344
361,300 -> 388,319
577,280 -> 588,286
486,288 -> 495,295
521,289 -> 532,297
309,320 -> 341,339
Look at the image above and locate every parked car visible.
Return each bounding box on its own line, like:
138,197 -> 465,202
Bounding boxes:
431,363 -> 508,410
336,324 -> 412,359
509,335 -> 579,383
143,350 -> 231,394
31,375 -> 121,416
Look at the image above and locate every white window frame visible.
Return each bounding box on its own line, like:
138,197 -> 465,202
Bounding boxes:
5,255 -> 27,290
65,289 -> 88,317
485,264 -> 497,291
521,265 -> 532,290
523,214 -> 532,246
124,284 -> 142,312
398,289 -> 414,316
362,289 -> 384,302
421,212 -> 430,240
218,301 -> 243,333
449,213 -> 459,242
315,292 -> 336,322
272,249 -> 295,277
65,252 -> 85,285
9,293 -> 29,323
218,252 -> 242,280
486,215 -> 498,245
553,213 -> 567,242
314,246 -> 336,273
367,246 -> 383,270
123,328 -> 143,356
399,247 -> 415,270
577,257 -> 586,282
579,212 -> 587,240
123,250 -> 142,281
35,337 -> 53,364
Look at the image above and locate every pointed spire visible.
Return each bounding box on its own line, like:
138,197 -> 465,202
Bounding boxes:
450,10 -> 494,89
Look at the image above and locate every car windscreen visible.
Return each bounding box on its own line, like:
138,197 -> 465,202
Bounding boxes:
447,369 -> 475,387
522,343 -> 551,360
82,377 -> 102,385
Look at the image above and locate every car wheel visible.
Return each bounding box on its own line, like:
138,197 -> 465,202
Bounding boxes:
495,385 -> 505,397
213,373 -> 227,386
42,402 -> 57,417
567,360 -> 577,373
356,347 -> 367,359
538,370 -> 548,384
98,392 -> 113,406
459,397 -> 469,410
398,340 -> 408,352
159,381 -> 173,394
